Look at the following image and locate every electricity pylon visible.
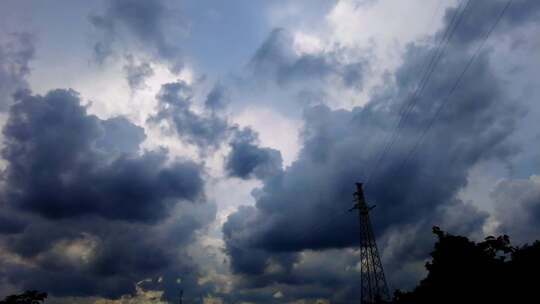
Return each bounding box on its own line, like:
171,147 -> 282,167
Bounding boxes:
350,182 -> 390,304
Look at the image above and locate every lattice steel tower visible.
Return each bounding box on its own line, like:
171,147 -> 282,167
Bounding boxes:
350,182 -> 390,304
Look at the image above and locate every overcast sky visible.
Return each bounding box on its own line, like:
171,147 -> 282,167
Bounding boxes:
1,0 -> 539,303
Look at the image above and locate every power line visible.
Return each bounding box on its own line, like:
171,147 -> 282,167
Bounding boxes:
389,0 -> 472,139
290,0 -> 470,250
289,0 -> 512,251
384,0 -> 514,187
364,0 -> 472,186
363,0 -> 472,187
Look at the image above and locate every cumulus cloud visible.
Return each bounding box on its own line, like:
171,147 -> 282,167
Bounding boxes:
1,89 -> 203,222
225,43 -> 514,259
1,205 -> 216,301
0,33 -> 34,111
221,1 -> 540,301
2,1 -> 540,303
90,0 -> 185,73
150,80 -> 282,171
250,28 -> 366,90
150,81 -> 232,151
225,128 -> 283,180
229,26 -> 371,115
0,89 -> 215,301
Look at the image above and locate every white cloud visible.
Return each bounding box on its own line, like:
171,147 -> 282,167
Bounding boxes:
233,106 -> 301,166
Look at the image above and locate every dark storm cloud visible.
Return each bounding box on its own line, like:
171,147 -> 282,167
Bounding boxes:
225,71 -> 509,256
250,28 -> 366,90
0,88 -> 216,301
123,55 -> 154,91
150,80 -> 284,185
492,177 -> 540,243
150,81 -> 232,151
90,0 -> 184,72
224,58 -> 509,300
2,204 -> 216,300
0,211 -> 26,235
0,33 -> 34,111
221,1 -> 540,302
218,244 -> 361,303
1,89 -> 203,222
225,128 -> 283,180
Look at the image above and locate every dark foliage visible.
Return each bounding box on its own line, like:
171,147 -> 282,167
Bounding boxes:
0,291 -> 47,304
393,227 -> 540,303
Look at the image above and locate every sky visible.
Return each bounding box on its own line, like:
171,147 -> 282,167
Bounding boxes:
0,0 -> 539,303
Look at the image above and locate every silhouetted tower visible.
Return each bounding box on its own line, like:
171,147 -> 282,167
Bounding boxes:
178,290 -> 183,304
351,182 -> 390,304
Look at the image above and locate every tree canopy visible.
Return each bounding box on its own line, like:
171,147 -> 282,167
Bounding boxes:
0,291 -> 47,304
393,227 -> 540,303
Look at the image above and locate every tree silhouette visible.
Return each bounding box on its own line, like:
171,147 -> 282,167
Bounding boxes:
0,291 -> 47,304
393,226 -> 540,303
